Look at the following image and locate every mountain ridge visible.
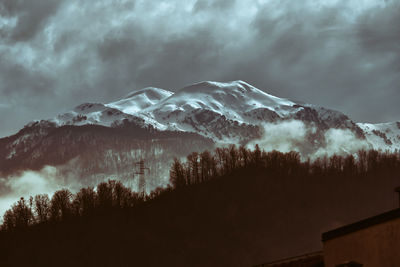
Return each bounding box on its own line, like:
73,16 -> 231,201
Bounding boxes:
1,80 -> 399,188
5,80 -> 400,149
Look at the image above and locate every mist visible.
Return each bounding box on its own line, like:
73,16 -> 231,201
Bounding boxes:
313,128 -> 372,159
247,120 -> 313,153
248,120 -> 372,159
0,166 -> 65,220
0,166 -> 121,221
0,162 -> 167,220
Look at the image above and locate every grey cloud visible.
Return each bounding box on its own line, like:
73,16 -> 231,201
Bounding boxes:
0,55 -> 55,98
135,29 -> 223,89
236,0 -> 400,122
97,36 -> 138,63
356,2 -> 400,53
0,0 -> 63,42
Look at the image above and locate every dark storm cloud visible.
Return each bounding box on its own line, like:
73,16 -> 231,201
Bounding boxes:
134,28 -> 223,89
224,0 -> 400,123
357,2 -> 400,54
0,0 -> 63,42
0,0 -> 399,137
0,55 -> 54,97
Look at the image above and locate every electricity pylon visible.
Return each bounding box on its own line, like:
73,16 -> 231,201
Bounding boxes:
134,160 -> 150,197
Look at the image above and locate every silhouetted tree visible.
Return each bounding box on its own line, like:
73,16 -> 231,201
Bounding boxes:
34,194 -> 50,223
215,147 -> 227,175
252,144 -> 262,166
357,150 -> 368,174
228,144 -> 239,172
200,150 -> 213,182
50,189 -> 72,221
367,150 -> 379,172
187,152 -> 200,184
2,209 -> 16,231
170,158 -> 186,188
97,181 -> 114,210
2,197 -> 33,230
239,145 -> 250,167
329,154 -> 343,174
343,155 -> 356,175
73,187 -> 96,216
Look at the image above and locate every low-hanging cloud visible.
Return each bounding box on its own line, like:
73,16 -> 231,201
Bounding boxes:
0,162 -> 116,221
247,120 -> 312,153
248,120 -> 372,159
0,166 -> 64,220
0,161 -> 154,220
313,128 -> 372,159
0,0 -> 399,137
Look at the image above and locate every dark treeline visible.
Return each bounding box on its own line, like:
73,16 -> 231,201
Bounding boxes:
1,180 -> 153,232
1,146 -> 400,266
2,145 -> 400,232
170,145 -> 400,188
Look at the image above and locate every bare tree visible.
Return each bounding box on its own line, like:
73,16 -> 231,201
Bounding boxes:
2,197 -> 34,230
170,158 -> 186,188
34,194 -> 50,223
97,181 -> 113,210
50,189 -> 72,221
73,187 -> 96,216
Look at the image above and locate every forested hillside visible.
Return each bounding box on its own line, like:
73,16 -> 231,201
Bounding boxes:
0,120 -> 213,191
1,147 -> 399,267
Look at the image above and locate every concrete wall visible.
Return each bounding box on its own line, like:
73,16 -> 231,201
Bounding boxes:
323,217 -> 400,267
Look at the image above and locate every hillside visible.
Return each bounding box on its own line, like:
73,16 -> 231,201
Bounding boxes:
0,120 -> 213,190
1,149 -> 400,267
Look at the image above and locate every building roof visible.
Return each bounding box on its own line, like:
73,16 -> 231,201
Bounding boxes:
253,251 -> 323,267
322,208 -> 400,242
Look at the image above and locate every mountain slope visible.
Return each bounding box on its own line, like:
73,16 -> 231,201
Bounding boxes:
357,122 -> 400,151
0,80 -> 399,185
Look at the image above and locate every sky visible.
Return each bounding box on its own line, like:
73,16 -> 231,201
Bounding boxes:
0,0 -> 399,137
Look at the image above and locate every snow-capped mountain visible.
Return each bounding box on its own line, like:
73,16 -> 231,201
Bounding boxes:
21,80 -> 400,151
1,80 -> 399,187
49,80 -> 371,145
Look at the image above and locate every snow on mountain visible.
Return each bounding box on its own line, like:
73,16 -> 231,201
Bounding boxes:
107,87 -> 174,114
38,80 -> 398,150
147,81 -> 295,122
357,122 -> 400,151
51,81 -> 289,126
139,80 -> 299,142
52,103 -> 141,127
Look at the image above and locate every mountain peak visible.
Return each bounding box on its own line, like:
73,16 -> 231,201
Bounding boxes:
123,87 -> 173,100
177,80 -> 256,95
108,87 -> 173,115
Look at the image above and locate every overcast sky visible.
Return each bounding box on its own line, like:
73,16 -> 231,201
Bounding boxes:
0,0 -> 398,137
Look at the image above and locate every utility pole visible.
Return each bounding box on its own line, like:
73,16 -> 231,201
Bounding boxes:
134,160 -> 150,197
